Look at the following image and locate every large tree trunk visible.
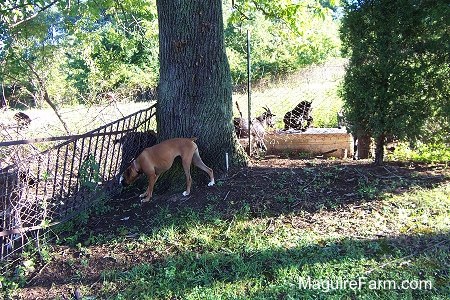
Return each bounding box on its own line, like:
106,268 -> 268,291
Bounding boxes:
374,134 -> 385,166
357,133 -> 372,160
156,0 -> 246,175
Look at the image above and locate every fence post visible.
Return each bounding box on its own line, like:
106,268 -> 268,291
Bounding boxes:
247,29 -> 252,156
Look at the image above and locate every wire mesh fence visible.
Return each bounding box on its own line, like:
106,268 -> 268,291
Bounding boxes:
0,55 -> 349,272
0,104 -> 157,269
232,58 -> 352,157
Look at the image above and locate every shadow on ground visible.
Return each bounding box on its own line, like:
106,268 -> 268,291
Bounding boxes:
18,158 -> 450,299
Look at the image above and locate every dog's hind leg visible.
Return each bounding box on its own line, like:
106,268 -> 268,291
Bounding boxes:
192,149 -> 215,187
181,157 -> 193,196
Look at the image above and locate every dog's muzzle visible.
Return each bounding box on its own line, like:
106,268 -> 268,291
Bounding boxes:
119,175 -> 128,187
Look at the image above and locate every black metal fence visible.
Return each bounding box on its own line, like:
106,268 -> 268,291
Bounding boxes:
0,104 -> 156,267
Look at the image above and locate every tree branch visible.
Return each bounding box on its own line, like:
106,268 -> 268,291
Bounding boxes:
0,1 -> 37,13
9,0 -> 61,28
24,60 -> 71,134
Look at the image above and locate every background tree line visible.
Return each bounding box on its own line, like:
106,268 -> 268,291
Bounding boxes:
0,0 -> 340,109
1,0 -> 448,165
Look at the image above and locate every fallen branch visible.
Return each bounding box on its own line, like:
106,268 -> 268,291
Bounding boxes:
365,239 -> 448,275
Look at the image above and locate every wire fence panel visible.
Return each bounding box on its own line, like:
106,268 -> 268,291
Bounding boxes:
0,56 -> 349,271
232,59 -> 351,157
0,104 -> 156,266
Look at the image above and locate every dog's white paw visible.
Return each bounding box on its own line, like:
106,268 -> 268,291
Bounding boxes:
208,180 -> 215,186
139,193 -> 147,198
182,191 -> 190,196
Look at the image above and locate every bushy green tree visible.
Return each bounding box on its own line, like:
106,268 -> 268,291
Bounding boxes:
0,8 -> 74,131
340,0 -> 449,164
226,0 -> 341,83
63,0 -> 159,103
1,0 -> 342,107
1,0 -> 159,106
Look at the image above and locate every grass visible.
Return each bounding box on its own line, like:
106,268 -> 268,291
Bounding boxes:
1,101 -> 154,138
6,163 -> 447,300
98,185 -> 448,300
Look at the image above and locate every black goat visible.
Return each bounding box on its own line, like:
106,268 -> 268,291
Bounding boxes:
233,102 -> 275,154
114,130 -> 157,173
283,101 -> 313,131
14,112 -> 31,128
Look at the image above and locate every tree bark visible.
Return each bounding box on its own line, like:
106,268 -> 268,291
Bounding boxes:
156,0 -> 247,174
374,134 -> 385,166
356,132 -> 371,160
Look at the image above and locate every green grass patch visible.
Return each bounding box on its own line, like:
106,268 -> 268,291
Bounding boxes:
387,142 -> 450,164
92,184 -> 450,299
6,165 -> 449,299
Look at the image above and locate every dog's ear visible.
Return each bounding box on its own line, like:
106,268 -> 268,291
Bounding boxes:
124,167 -> 131,178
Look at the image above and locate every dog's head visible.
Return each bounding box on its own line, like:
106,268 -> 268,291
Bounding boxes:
119,161 -> 140,187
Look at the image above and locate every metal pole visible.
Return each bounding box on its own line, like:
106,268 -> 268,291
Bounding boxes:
247,29 -> 252,156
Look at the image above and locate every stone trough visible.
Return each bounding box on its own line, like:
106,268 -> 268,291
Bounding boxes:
240,128 -> 354,159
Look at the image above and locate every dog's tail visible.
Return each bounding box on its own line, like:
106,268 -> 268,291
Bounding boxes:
190,137 -> 199,151
235,101 -> 243,118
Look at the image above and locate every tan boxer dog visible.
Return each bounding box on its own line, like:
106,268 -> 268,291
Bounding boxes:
119,137 -> 215,202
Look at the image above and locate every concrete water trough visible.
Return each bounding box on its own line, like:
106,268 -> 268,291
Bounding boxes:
239,128 -> 354,159
266,128 -> 354,158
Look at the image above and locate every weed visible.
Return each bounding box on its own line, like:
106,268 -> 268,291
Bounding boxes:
116,226 -> 130,237
79,155 -> 102,191
0,276 -> 19,299
388,142 -> 450,164
206,194 -> 220,204
271,180 -> 285,189
298,151 -> 313,159
357,178 -> 380,199
275,193 -> 296,204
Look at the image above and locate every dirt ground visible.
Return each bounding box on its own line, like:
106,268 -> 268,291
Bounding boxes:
14,156 -> 450,299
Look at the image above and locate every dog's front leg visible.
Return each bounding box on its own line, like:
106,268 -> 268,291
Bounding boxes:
140,173 -> 158,202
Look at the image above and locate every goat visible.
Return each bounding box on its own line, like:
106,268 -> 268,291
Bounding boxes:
337,109 -> 346,129
113,130 -> 158,173
336,109 -> 359,159
13,112 -> 31,128
233,101 -> 275,154
283,101 -> 313,131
